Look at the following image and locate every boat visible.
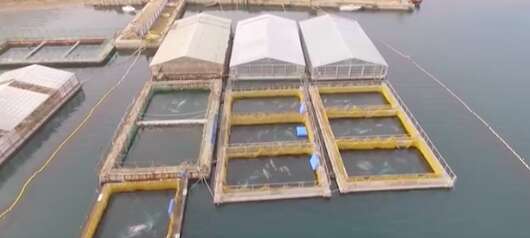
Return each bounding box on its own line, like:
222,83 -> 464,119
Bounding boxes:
121,5 -> 136,13
339,5 -> 363,11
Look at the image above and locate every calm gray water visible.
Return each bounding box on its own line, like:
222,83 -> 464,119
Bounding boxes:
1,0 -> 530,237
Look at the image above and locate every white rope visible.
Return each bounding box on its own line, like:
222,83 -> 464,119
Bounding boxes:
379,40 -> 530,172
201,176 -> 215,199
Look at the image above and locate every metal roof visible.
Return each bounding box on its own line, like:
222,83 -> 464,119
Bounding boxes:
0,86 -> 49,131
230,14 -> 305,67
0,65 -> 75,90
300,15 -> 387,67
150,13 -> 232,67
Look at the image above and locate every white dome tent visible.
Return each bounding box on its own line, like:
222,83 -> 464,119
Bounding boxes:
229,14 -> 306,80
300,15 -> 388,80
150,13 -> 232,80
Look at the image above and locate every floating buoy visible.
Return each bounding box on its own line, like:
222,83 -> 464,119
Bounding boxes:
339,5 -> 363,11
122,5 -> 136,13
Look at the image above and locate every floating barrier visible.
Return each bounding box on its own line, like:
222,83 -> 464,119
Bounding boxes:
99,80 -> 221,183
213,84 -> 331,204
309,81 -> 456,193
81,179 -> 188,238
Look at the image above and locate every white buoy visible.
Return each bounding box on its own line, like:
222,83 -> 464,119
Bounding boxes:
339,5 -> 363,11
122,5 -> 136,13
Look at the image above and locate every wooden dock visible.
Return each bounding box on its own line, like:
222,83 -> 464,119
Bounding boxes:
187,0 -> 415,11
114,0 -> 187,50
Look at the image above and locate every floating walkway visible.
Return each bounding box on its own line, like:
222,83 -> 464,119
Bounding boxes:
188,0 -> 414,11
114,0 -> 186,50
81,179 -> 188,238
214,83 -> 331,204
0,65 -> 81,165
0,38 -> 113,67
309,80 -> 456,193
99,79 -> 221,184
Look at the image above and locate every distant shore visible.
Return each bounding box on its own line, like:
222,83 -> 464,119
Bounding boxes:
0,0 -> 85,11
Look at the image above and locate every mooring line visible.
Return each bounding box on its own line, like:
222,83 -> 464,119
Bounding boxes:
0,48 -> 144,221
201,176 -> 215,199
379,40 -> 530,172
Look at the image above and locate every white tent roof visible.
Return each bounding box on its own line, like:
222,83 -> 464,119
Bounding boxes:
0,65 -> 75,90
300,15 -> 387,67
150,13 -> 232,67
0,86 -> 49,131
230,14 -> 305,67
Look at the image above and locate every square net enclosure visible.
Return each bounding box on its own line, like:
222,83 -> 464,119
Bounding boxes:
229,123 -> 308,144
94,190 -> 174,238
320,92 -> 389,108
231,96 -> 300,114
340,148 -> 433,177
226,154 -> 316,186
329,116 -> 407,138
120,124 -> 203,167
141,89 -> 210,121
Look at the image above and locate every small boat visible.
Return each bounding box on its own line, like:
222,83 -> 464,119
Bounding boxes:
339,4 -> 363,11
122,5 -> 136,13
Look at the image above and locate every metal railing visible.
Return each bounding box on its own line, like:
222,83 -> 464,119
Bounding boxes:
312,64 -> 387,80
230,63 -> 305,80
385,81 -> 457,182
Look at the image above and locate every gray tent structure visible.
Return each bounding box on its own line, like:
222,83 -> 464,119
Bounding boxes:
300,15 -> 388,80
150,13 -> 232,80
229,14 -> 306,80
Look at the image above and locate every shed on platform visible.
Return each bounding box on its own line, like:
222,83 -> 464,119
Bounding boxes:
300,15 -> 388,80
0,65 -> 80,164
229,14 -> 306,80
150,13 -> 232,80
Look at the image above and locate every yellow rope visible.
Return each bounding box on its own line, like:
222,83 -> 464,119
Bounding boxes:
0,48 -> 144,221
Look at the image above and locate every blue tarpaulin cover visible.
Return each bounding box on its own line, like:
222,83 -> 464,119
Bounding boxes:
168,199 -> 175,215
309,154 -> 320,171
296,126 -> 307,137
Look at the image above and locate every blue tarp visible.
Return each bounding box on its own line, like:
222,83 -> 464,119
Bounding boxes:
296,126 -> 307,137
309,154 -> 320,171
167,199 -> 175,215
